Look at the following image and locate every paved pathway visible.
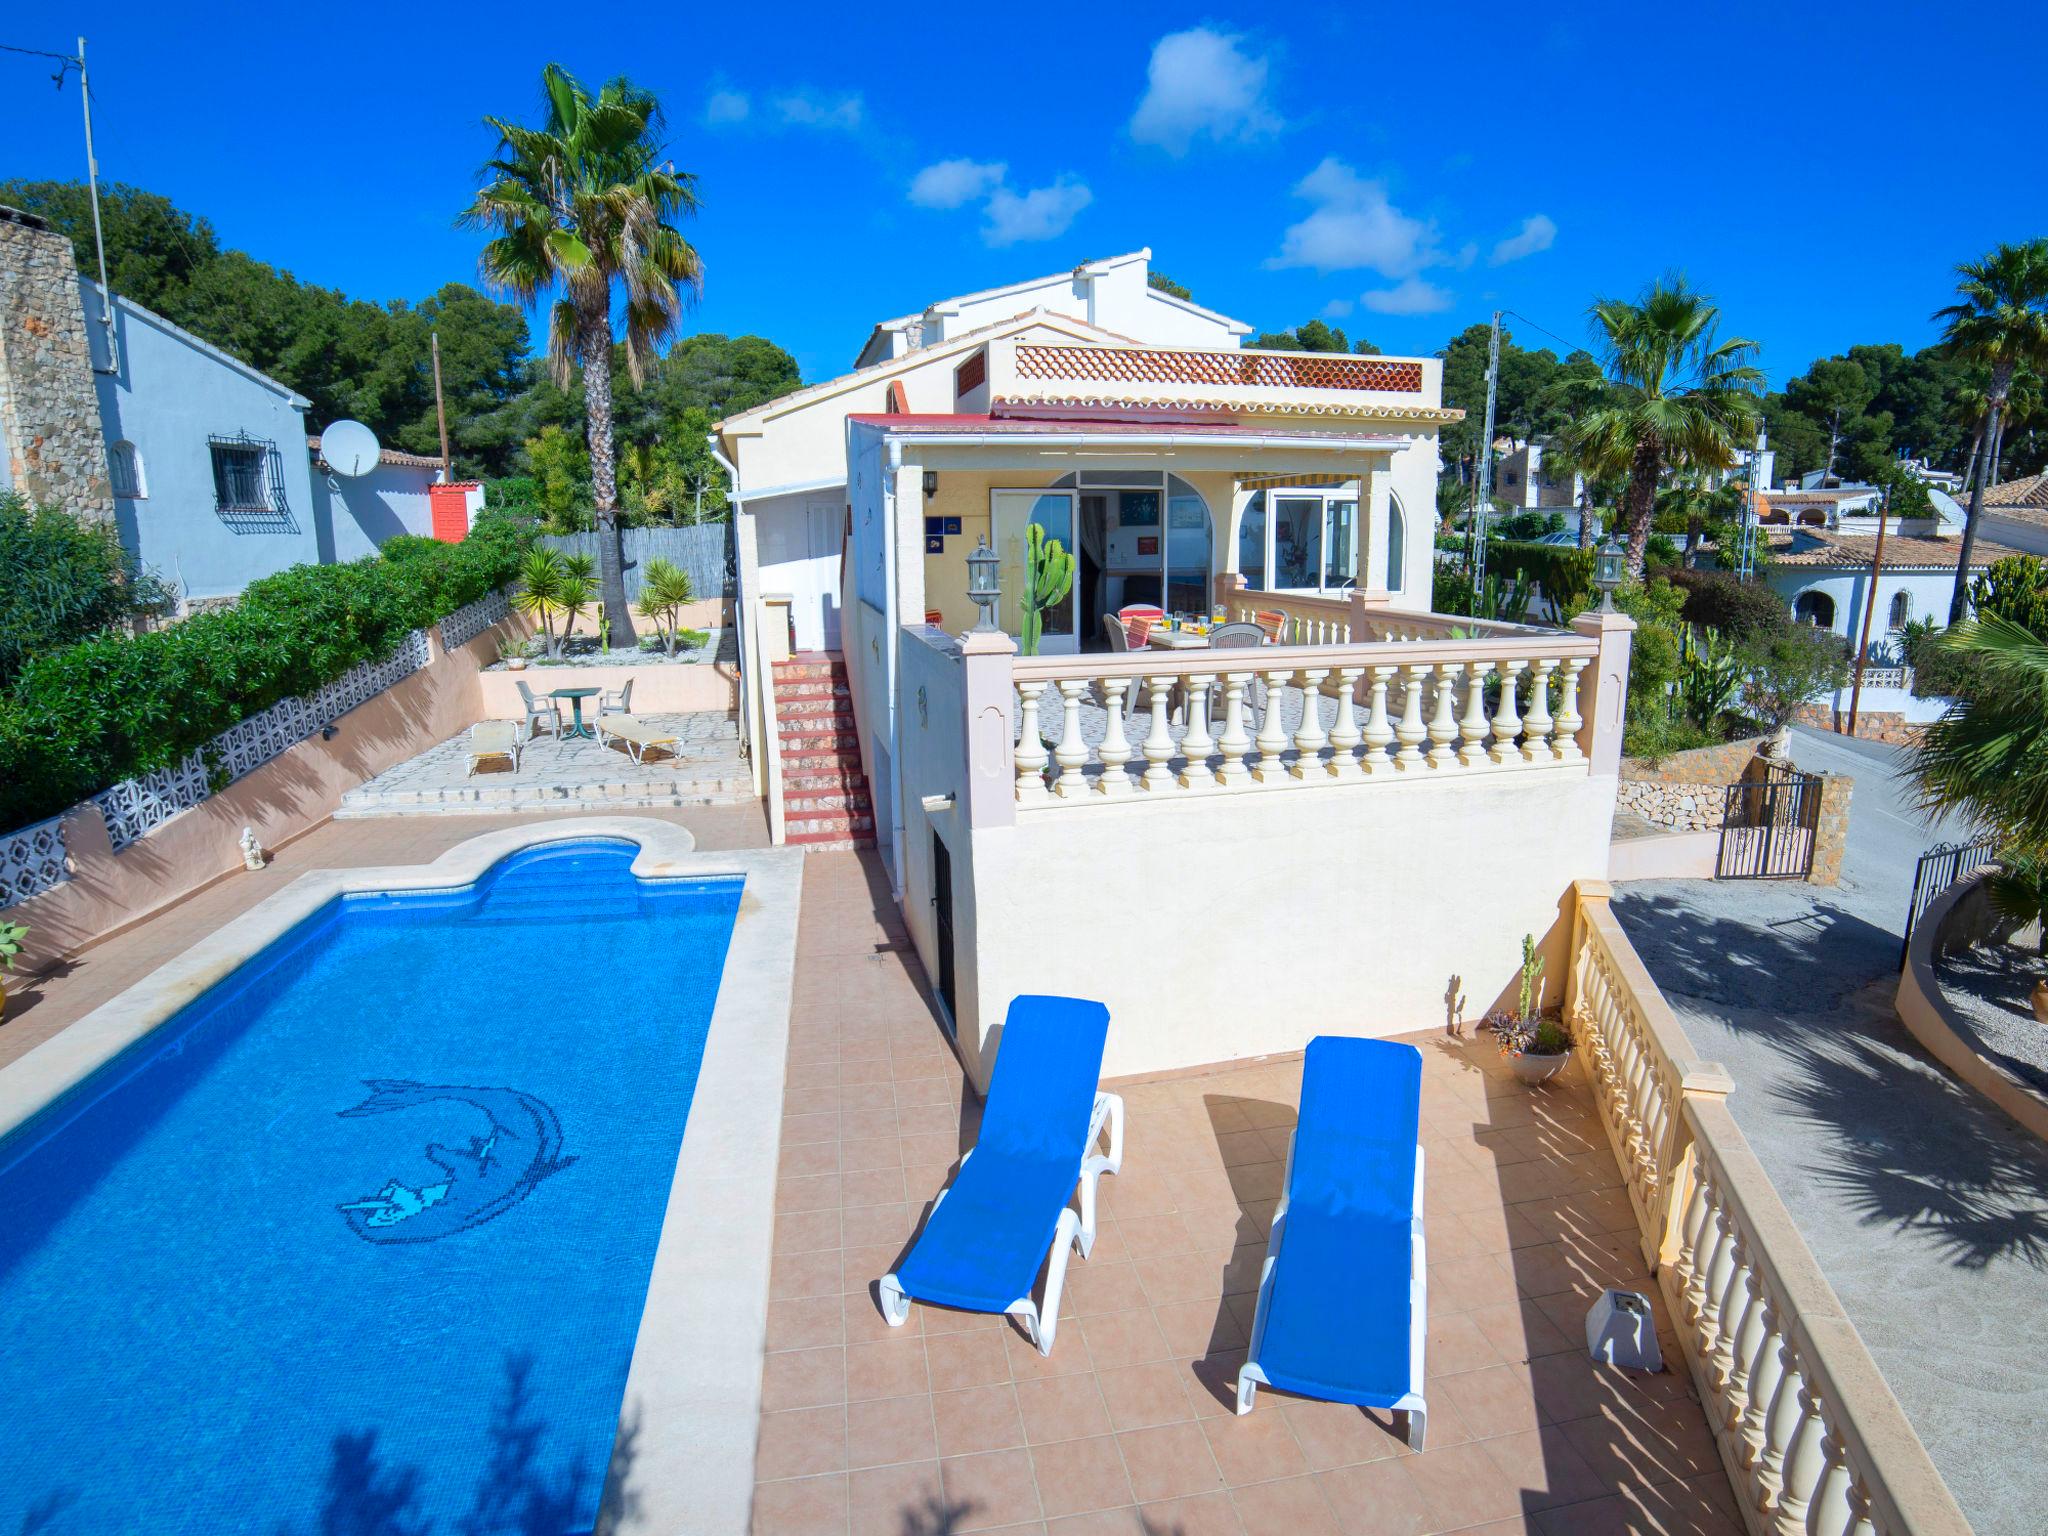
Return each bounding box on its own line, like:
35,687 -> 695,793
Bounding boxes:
1612,727 -> 2048,1536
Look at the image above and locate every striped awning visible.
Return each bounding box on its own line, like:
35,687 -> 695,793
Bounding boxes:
1235,472 -> 1361,492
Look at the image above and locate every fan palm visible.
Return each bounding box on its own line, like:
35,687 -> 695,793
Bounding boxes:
1561,277 -> 1762,579
1934,240 -> 2048,621
461,64 -> 704,641
1909,614 -> 2048,849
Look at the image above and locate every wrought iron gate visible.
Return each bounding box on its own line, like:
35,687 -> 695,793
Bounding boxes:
1900,836 -> 1998,966
1716,766 -> 1822,879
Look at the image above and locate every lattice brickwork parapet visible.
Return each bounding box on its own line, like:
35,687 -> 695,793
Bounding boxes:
1013,344 -> 1424,394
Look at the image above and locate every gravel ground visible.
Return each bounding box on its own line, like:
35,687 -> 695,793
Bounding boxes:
1933,942 -> 2048,1094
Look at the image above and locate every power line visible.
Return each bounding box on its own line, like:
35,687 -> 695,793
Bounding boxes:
1499,308 -> 1586,356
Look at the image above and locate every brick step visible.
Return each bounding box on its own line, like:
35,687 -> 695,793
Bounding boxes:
773,659 -> 848,681
780,749 -> 863,774
774,686 -> 852,710
786,832 -> 876,851
786,810 -> 875,837
779,719 -> 859,742
774,694 -> 853,718
784,788 -> 872,814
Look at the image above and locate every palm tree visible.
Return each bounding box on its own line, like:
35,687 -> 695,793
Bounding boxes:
635,556 -> 696,655
1934,240 -> 2048,621
462,64 -> 704,640
1561,277 -> 1762,579
1910,614 -> 2048,849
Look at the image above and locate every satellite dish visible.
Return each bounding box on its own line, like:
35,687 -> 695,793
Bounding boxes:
321,419 -> 380,478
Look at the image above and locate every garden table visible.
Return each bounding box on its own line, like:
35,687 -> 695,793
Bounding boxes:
549,686 -> 602,740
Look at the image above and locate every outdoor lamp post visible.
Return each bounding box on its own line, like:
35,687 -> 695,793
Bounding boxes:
966,537 -> 1001,633
1594,537 -> 1625,613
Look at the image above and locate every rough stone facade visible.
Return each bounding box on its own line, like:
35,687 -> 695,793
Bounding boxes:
0,207 -> 112,522
1793,701 -> 1926,746
1617,736 -> 1768,830
1810,773 -> 1853,886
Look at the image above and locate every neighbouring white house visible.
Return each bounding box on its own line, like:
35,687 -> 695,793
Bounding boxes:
1494,439 -> 1583,509
716,246 -> 1639,1087
1760,524 -> 2007,644
1979,471 -> 2048,557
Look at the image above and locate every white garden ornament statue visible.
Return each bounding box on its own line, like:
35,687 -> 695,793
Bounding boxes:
239,827 -> 267,871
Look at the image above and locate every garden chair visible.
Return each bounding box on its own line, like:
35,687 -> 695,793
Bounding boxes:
878,994 -> 1123,1355
597,677 -> 634,715
514,680 -> 560,741
1236,1036 -> 1427,1449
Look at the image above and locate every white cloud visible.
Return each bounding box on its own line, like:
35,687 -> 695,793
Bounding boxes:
1452,242 -> 1479,271
771,89 -> 864,131
982,178 -> 1093,246
1269,158 -> 1438,276
909,158 -> 1009,210
1360,277 -> 1454,316
1321,297 -> 1355,319
1490,213 -> 1557,265
704,88 -> 750,126
1129,27 -> 1281,155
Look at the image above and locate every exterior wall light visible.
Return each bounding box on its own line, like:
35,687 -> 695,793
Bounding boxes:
966,536 -> 1001,632
923,470 -> 939,499
1594,537 -> 1626,613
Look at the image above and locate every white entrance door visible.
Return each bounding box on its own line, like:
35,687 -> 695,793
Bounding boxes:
804,500 -> 843,650
760,500 -> 843,652
992,489 -> 1080,655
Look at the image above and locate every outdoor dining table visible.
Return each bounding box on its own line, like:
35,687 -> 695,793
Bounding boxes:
1144,627 -> 1212,650
549,686 -> 602,740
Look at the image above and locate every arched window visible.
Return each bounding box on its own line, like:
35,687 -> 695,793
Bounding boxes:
107,440 -> 144,499
1385,494 -> 1407,592
1793,590 -> 1835,629
1888,590 -> 1911,629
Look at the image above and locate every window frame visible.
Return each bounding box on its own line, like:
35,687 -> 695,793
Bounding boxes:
107,439 -> 145,500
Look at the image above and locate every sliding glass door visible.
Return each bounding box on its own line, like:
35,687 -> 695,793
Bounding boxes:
992,489 -> 1079,654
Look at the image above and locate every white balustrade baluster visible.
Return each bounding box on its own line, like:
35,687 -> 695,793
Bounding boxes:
1326,666 -> 1364,779
1777,1383 -> 1829,1535
1460,661 -> 1494,767
1216,673 -> 1253,787
1428,663 -> 1461,766
1052,679 -> 1092,796
1803,1426 -> 1856,1536
1682,1177 -> 1726,1324
1178,674 -> 1216,789
1724,1269 -> 1769,1438
1253,669 -> 1293,781
1694,1204 -> 1737,1350
1362,665 -> 1396,774
1555,657 -> 1588,762
1741,1300 -> 1787,1480
1522,657 -> 1557,762
1140,675 -> 1177,790
1394,664 -> 1428,767
1290,668 -> 1330,779
1715,1238 -> 1760,1399
1674,1162 -> 1717,1295
1759,1351 -> 1809,1522
1840,1478 -> 1876,1536
1096,677 -> 1135,795
1490,659 -> 1526,765
1015,680 -> 1051,803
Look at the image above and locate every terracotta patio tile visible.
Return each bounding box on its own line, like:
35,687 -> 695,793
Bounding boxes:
781,1110 -> 841,1146
844,1288 -> 918,1345
1116,1421 -> 1227,1503
1096,1362 -> 1197,1431
1438,1364 -> 1546,1439
841,1165 -> 909,1208
762,1346 -> 848,1412
1065,1262 -> 1152,1317
934,1383 -> 1027,1458
846,1393 -> 938,1470
840,1135 -> 906,1172
767,1296 -> 846,1353
775,1208 -> 843,1255
1401,1441 -> 1528,1533
1152,1298 -> 1244,1359
1475,1426 -> 1608,1512
1004,1325 -> 1097,1381
1014,1374 -> 1113,1446
1228,1474 -> 1343,1535
1200,1405 -> 1310,1487
848,1460 -> 945,1533
1028,1434 -> 1136,1519
1076,1308 -> 1173,1370
1316,1457 -> 1429,1536
751,1471 -> 849,1536
1135,1492 -> 1247,1536
845,1336 -> 931,1402
1426,1310 -> 1505,1379
1279,1397 -> 1404,1472
927,1327 -> 1014,1391
940,1447 -> 1045,1531
756,1405 -> 849,1481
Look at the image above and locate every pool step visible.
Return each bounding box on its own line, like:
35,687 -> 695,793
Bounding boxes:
772,651 -> 872,850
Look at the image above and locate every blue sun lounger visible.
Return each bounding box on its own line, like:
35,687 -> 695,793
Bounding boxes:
878,995 -> 1123,1354
1236,1035 -> 1427,1448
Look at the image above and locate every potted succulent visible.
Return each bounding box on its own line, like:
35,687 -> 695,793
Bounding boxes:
0,921 -> 26,1020
498,639 -> 529,672
1491,934 -> 1572,1084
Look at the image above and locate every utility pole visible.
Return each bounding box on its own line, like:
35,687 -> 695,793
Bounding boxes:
1846,478 -> 1892,738
1736,426 -> 1765,581
430,330 -> 452,479
74,37 -> 118,374
1470,311 -> 1502,605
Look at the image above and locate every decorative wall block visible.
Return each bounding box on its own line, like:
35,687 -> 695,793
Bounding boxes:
0,815 -> 71,907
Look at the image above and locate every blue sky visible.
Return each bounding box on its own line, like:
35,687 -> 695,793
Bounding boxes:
6,2 -> 2043,389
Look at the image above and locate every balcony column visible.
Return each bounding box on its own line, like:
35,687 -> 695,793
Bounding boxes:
1326,666 -> 1364,779
1215,673 -> 1254,787
1014,680 -> 1051,804
1361,665 -> 1396,774
1572,608 -> 1637,776
1252,667 -> 1293,781
1289,668 -> 1330,778
1178,676 -> 1217,789
1428,663 -> 1462,766
1096,676 -> 1135,796
960,631 -> 1018,828
1140,675 -> 1177,791
1051,679 -> 1091,796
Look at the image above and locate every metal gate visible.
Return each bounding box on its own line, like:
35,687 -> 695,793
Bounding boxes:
1900,836 -> 1998,966
1716,766 -> 1822,879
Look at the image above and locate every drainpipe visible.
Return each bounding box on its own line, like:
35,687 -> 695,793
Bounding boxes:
706,437 -> 751,764
881,436 -> 906,900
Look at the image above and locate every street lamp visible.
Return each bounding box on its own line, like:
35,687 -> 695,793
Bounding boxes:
966,537 -> 1001,633
1594,537 -> 1625,613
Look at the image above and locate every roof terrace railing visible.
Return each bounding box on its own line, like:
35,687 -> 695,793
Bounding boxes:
1011,343 -> 1425,395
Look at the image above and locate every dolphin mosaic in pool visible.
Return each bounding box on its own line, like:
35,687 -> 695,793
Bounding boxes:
336,1080 -> 577,1244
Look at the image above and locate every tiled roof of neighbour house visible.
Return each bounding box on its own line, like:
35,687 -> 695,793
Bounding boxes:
307,436 -> 447,471
1984,472 -> 2048,509
1764,529 -> 2015,568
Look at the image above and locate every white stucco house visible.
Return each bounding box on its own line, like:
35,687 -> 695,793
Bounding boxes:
1979,471 -> 2048,557
1495,439 -> 1583,510
715,247 -> 1640,1088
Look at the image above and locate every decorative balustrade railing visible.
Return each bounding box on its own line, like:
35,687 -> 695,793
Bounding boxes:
1219,592 -> 1553,647
1007,632 -> 1598,804
1567,881 -> 1969,1536
440,587 -> 511,651
92,628 -> 435,853
0,816 -> 71,906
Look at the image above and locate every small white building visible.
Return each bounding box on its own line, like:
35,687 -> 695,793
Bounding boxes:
1494,440 -> 1582,510
1761,526 -> 2005,648
1980,471 -> 2048,558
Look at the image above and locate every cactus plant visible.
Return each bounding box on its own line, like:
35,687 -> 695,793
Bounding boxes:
1517,933 -> 1546,1023
1018,522 -> 1075,656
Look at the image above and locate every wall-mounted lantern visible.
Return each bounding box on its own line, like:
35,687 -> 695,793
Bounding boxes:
966,536 -> 1001,633
1594,537 -> 1626,613
923,470 -> 939,500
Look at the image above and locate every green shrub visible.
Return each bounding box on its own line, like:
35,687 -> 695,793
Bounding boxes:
0,511 -> 526,832
0,492 -> 172,687
1901,617 -> 1977,698
1662,567 -> 1790,639
1970,555 -> 2048,632
1486,539 -> 1597,620
1738,627 -> 1851,733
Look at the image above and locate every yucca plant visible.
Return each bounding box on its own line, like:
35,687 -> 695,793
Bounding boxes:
1677,625 -> 1742,726
635,556 -> 696,655
511,547 -> 567,656
557,552 -> 597,648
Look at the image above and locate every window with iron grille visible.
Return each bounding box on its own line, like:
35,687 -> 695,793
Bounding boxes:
207,433 -> 295,530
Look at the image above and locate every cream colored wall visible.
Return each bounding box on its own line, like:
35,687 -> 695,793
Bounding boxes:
959,769 -> 1615,1083
478,661 -> 737,717
10,617 -> 523,971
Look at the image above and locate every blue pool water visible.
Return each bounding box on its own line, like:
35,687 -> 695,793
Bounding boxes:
0,840 -> 741,1535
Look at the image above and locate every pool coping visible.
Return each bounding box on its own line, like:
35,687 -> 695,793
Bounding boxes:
0,816 -> 804,1536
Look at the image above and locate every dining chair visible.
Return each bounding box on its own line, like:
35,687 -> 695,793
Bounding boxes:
1206,621 -> 1268,715
597,676 -> 635,716
514,679 -> 560,742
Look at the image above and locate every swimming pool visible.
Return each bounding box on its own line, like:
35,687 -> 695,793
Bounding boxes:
0,838 -> 742,1535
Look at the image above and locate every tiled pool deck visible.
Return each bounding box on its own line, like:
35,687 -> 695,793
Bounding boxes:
765,851 -> 1740,1536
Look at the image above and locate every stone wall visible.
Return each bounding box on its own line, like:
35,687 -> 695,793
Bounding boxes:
1616,735 -> 1767,831
0,208 -> 111,521
1810,773 -> 1853,886
1793,701 -> 1926,746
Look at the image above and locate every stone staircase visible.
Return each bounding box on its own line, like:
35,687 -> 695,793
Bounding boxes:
773,653 -> 875,850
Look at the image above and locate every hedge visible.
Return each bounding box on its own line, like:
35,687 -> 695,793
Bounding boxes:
1485,539 -> 1598,619
0,513 -> 526,833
